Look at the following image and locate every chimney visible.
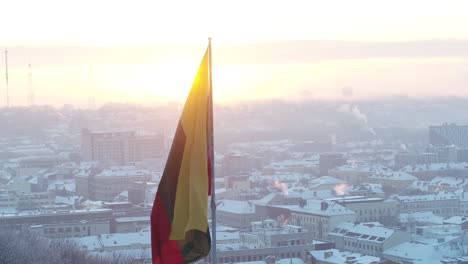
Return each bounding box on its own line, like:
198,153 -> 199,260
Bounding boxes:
345,256 -> 357,263
324,251 -> 333,259
321,201 -> 329,211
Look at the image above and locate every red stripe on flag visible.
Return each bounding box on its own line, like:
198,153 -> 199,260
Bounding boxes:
151,194 -> 186,264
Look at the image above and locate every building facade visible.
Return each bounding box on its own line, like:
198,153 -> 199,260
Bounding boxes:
395,192 -> 460,217
76,166 -> 151,201
394,152 -> 439,169
329,222 -> 411,258
329,197 -> 398,226
216,200 -> 260,229
319,153 -> 346,176
240,219 -> 315,249
288,200 -> 357,240
29,220 -> 110,238
430,124 -> 468,147
367,171 -> 417,193
81,129 -> 164,165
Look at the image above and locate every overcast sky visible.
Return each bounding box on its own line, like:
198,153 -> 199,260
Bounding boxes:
1,0 -> 468,106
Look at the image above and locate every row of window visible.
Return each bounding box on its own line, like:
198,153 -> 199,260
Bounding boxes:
345,240 -> 383,252
218,251 -> 301,263
358,207 -> 394,215
44,226 -> 86,234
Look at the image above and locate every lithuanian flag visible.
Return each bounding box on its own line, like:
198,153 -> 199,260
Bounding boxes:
151,45 -> 213,264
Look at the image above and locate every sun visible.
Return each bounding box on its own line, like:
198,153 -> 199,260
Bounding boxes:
100,55 -> 202,103
99,49 -> 258,104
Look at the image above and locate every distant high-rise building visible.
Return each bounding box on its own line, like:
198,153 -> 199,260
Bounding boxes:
425,145 -> 458,163
319,153 -> 346,176
81,129 -> 164,165
127,181 -> 157,205
457,148 -> 468,162
429,124 -> 468,147
394,152 -> 438,169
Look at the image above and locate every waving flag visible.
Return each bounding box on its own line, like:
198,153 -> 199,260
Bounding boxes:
151,44 -> 213,264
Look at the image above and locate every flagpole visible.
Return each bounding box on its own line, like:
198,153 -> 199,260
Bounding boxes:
208,37 -> 217,264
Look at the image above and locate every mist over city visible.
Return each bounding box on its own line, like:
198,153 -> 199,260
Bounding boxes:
0,96 -> 468,263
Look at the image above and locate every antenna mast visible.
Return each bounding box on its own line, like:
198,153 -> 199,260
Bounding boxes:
28,63 -> 34,106
5,49 -> 9,107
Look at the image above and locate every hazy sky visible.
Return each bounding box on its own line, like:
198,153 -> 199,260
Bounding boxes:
1,0 -> 468,106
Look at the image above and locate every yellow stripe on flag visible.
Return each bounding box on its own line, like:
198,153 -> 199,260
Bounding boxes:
170,49 -> 210,240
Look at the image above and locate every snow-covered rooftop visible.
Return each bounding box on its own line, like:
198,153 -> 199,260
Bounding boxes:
369,171 -> 417,181
395,192 -> 459,202
308,249 -> 380,264
401,162 -> 468,172
96,166 -> 150,178
217,200 -> 256,214
75,230 -> 150,252
443,216 -> 468,225
330,222 -> 395,241
398,211 -> 444,225
429,176 -> 468,188
286,199 -> 355,217
384,241 -> 467,264
310,176 -> 345,186
114,216 -> 149,223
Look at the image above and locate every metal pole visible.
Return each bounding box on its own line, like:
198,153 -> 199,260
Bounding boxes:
208,37 -> 217,264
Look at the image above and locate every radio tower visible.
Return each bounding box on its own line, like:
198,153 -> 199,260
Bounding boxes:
5,49 -> 9,108
88,64 -> 95,109
28,63 -> 34,106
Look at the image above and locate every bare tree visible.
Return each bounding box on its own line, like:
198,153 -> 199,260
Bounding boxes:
0,231 -> 132,264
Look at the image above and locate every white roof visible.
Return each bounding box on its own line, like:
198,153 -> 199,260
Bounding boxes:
398,211 -> 444,224
0,208 -> 111,218
429,176 -> 467,188
288,189 -> 335,200
444,216 -> 468,225
217,230 -> 240,241
330,222 -> 395,241
217,200 -> 256,214
100,232 -> 150,248
369,171 -> 417,181
75,231 -> 150,251
235,259 -> 305,264
309,249 -> 380,264
255,193 -> 278,206
269,159 -> 318,169
409,180 -> 430,192
54,196 -> 80,206
114,216 -> 149,223
331,163 -> 389,173
384,241 -> 466,264
276,259 -> 305,264
287,199 -> 355,217
96,166 -> 150,178
395,192 -> 459,202
401,162 -> 468,172
310,176 -> 345,185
